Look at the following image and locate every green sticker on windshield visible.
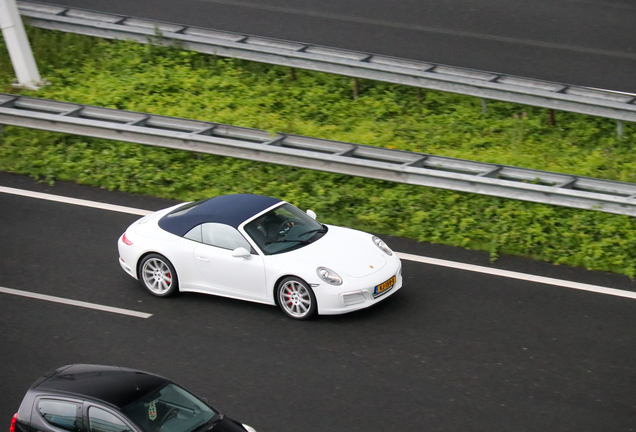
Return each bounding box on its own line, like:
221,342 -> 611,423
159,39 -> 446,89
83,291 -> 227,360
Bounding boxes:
148,401 -> 157,421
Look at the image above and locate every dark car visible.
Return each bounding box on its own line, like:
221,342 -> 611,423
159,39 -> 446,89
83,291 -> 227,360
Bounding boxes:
10,364 -> 256,432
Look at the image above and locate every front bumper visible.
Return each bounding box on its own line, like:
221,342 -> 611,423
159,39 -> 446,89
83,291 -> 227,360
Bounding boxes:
314,260 -> 403,315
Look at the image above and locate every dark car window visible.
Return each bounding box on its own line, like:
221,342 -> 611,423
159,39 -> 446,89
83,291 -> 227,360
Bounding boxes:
244,203 -> 326,255
38,400 -> 81,432
122,384 -> 215,432
88,407 -> 132,432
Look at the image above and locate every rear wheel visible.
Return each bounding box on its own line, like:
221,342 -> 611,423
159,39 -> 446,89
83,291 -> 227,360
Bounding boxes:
139,254 -> 179,297
276,277 -> 317,320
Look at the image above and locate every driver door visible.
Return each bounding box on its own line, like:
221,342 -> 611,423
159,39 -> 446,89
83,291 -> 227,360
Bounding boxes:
192,223 -> 267,301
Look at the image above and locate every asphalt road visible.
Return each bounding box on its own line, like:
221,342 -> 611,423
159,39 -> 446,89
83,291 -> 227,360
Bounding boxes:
33,0 -> 636,93
1,171 -> 636,431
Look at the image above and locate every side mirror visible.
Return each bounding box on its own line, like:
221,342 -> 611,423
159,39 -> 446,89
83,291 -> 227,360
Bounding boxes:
306,209 -> 317,219
231,247 -> 252,259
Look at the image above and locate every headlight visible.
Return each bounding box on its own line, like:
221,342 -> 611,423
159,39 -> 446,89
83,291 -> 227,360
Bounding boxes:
373,236 -> 393,256
316,267 -> 343,285
242,425 -> 257,432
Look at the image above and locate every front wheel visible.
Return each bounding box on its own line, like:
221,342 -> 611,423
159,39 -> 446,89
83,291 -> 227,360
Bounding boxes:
276,277 -> 317,320
139,254 -> 179,297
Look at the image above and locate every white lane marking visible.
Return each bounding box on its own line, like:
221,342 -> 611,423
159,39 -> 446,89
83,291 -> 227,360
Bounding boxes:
0,186 -> 151,216
200,0 -> 636,60
397,252 -> 636,300
3,185 -> 635,300
0,286 -> 152,318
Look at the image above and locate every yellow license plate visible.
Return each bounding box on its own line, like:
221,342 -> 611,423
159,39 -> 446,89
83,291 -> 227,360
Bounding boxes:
375,275 -> 396,295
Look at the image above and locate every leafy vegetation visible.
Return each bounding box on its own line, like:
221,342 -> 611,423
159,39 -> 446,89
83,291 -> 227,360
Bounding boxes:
1,28 -> 636,276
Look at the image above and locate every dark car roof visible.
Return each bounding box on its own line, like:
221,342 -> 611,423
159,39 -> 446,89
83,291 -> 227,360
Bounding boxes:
158,194 -> 282,236
34,364 -> 169,409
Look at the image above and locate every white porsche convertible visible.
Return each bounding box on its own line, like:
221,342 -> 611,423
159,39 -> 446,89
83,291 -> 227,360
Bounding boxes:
118,194 -> 402,319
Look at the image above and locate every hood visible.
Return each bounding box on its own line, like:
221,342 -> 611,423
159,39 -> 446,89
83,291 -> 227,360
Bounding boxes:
212,417 -> 251,432
289,225 -> 387,278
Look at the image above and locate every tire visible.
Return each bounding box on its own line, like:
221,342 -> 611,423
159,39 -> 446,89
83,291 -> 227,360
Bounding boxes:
276,277 -> 317,320
139,253 -> 179,297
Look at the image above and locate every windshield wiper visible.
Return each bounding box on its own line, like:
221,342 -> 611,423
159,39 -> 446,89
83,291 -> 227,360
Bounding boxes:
265,239 -> 312,245
190,416 -> 220,432
298,226 -> 327,237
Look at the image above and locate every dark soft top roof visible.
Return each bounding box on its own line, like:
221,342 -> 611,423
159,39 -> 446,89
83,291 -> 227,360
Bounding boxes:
158,194 -> 282,237
35,364 -> 168,409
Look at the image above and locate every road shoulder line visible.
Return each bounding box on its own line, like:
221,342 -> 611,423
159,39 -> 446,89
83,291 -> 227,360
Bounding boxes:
0,186 -> 151,215
396,252 -> 636,300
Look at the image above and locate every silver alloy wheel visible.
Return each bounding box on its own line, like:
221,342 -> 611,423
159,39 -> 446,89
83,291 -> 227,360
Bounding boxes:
141,257 -> 174,295
279,279 -> 313,318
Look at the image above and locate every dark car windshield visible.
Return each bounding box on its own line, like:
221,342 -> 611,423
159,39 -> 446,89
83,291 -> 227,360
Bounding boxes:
244,203 -> 327,255
122,384 -> 216,432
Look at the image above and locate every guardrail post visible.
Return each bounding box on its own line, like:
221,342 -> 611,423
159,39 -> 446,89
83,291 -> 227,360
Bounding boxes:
617,120 -> 623,138
0,0 -> 46,89
353,78 -> 359,99
481,99 -> 488,114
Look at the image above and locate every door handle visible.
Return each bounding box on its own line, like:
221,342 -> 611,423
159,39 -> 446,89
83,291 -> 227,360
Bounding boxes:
196,256 -> 210,262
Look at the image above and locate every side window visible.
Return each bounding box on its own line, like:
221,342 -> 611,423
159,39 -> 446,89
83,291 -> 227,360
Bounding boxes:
201,223 -> 251,251
38,400 -> 81,432
88,407 -> 132,432
184,225 -> 202,242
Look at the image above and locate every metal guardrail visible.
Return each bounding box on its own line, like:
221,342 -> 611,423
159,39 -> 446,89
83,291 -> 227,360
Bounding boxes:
16,1 -> 636,125
2,93 -> 636,216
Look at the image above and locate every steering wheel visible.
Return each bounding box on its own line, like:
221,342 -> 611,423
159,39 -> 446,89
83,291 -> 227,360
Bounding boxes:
275,220 -> 294,239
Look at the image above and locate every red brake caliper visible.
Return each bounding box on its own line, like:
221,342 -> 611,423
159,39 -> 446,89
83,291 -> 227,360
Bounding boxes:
286,286 -> 293,306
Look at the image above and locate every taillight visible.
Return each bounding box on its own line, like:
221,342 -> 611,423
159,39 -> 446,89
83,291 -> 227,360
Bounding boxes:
122,233 -> 133,245
10,413 -> 17,432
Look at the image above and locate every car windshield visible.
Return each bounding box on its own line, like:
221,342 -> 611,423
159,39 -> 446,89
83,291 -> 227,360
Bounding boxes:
244,203 -> 327,255
122,384 -> 216,432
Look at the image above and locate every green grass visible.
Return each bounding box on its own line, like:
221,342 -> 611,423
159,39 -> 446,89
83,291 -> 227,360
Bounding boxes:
1,27 -> 636,277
